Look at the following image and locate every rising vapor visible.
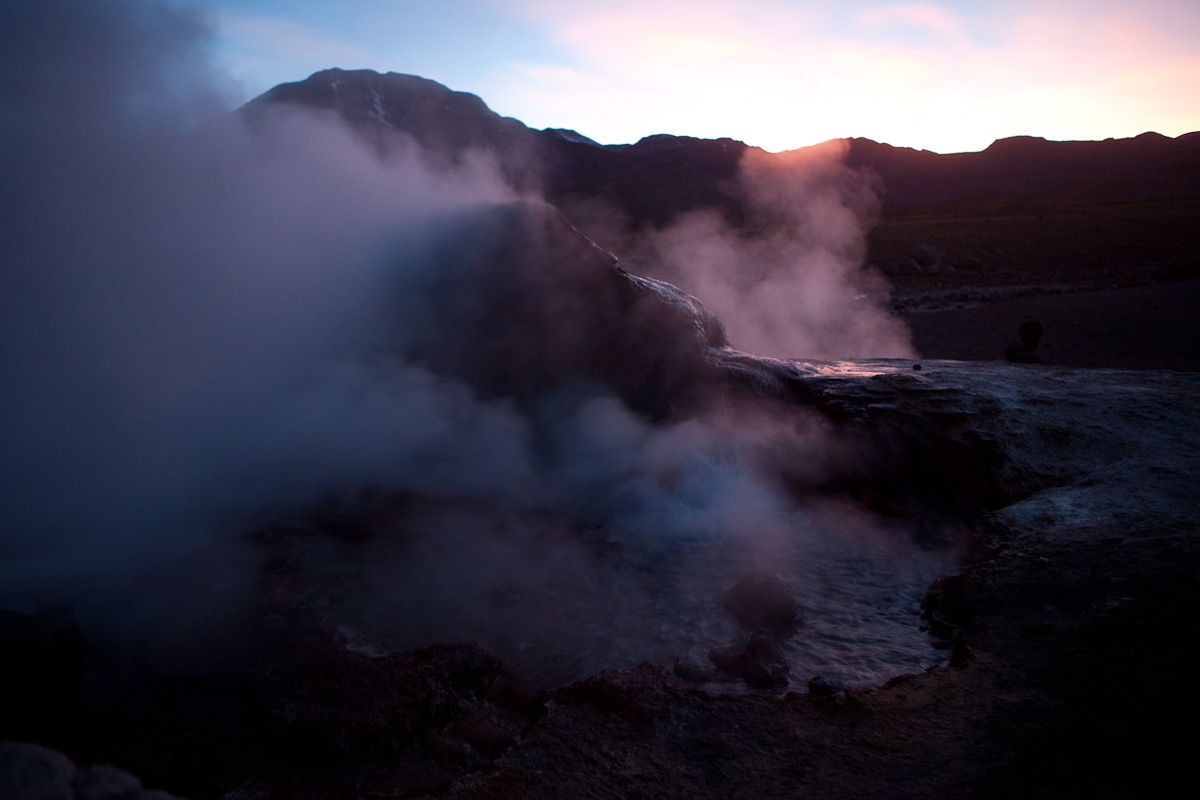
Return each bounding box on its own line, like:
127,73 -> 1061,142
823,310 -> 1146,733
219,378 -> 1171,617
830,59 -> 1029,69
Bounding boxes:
0,0 -> 939,689
625,142 -> 914,360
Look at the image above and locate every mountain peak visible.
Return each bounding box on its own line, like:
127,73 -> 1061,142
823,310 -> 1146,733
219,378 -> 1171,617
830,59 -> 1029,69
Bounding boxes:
240,70 -> 1200,216
248,68 -> 505,134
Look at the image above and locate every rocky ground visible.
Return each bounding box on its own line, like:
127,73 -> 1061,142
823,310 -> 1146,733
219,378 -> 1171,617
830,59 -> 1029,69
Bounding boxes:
5,356 -> 1198,799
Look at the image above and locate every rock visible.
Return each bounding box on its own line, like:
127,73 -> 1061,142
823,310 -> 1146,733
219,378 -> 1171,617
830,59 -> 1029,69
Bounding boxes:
673,645 -> 718,681
741,631 -> 790,688
0,742 -> 184,800
721,572 -> 800,634
72,764 -> 145,800
807,675 -> 844,697
708,639 -> 750,673
0,742 -> 74,800
707,632 -> 791,688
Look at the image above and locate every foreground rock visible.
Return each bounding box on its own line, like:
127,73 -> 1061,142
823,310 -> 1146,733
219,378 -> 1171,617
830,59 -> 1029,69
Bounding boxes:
0,741 -> 182,800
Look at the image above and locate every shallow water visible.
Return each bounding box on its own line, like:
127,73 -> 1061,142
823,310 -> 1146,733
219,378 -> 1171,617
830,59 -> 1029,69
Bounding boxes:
333,509 -> 954,695
495,537 -> 950,694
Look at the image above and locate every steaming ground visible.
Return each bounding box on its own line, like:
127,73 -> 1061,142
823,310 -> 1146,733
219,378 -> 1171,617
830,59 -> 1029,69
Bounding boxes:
303,497 -> 952,693
1,0 -> 945,693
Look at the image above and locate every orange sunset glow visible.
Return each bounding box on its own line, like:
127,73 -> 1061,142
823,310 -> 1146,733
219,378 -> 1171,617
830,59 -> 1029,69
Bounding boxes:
203,0 -> 1200,153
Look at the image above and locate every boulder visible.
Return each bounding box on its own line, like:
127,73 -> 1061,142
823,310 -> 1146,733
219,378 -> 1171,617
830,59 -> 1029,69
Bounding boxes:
673,645 -> 718,682
741,631 -> 790,688
708,638 -> 750,673
807,675 -> 844,697
721,572 -> 800,634
707,632 -> 791,688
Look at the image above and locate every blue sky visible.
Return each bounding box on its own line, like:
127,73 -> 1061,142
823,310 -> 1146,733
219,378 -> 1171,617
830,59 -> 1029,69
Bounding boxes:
184,0 -> 1200,153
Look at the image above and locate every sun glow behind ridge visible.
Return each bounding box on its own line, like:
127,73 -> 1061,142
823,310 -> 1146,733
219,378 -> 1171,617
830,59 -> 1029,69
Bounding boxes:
202,0 -> 1200,154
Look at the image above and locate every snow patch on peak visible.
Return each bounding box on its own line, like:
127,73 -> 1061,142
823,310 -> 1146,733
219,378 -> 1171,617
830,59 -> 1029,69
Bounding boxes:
546,128 -> 601,147
368,80 -> 390,125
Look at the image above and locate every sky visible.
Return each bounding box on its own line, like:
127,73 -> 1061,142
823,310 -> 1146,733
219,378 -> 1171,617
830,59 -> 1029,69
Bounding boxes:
165,0 -> 1200,153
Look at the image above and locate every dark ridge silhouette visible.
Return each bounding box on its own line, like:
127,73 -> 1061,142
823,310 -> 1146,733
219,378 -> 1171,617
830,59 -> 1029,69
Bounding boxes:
845,131 -> 1200,208
247,69 -> 1200,225
242,69 -> 750,225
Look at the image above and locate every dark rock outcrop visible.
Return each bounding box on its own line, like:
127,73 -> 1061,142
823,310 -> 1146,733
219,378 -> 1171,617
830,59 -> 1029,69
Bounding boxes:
388,199 -> 727,417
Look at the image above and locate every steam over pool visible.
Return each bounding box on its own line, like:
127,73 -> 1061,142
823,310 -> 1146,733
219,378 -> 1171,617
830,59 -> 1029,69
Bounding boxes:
310,496 -> 952,693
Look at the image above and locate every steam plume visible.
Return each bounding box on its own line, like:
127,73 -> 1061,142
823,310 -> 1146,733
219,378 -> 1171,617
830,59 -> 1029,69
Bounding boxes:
615,142 -> 914,359
0,1 -> 940,689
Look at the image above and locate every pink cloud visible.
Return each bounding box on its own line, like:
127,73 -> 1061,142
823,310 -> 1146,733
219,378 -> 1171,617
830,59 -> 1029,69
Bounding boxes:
854,3 -> 965,35
489,0 -> 1200,152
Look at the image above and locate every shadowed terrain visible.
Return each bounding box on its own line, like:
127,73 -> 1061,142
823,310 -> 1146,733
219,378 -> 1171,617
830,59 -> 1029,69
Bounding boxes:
4,31 -> 1200,800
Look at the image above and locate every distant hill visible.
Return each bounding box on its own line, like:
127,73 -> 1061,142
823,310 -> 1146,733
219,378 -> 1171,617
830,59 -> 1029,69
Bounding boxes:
244,68 -> 1200,224
845,133 -> 1200,208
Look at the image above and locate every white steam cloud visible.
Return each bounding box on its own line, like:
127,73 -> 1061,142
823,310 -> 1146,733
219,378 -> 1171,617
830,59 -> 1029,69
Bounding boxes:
1,1 -> 940,688
619,143 -> 914,360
